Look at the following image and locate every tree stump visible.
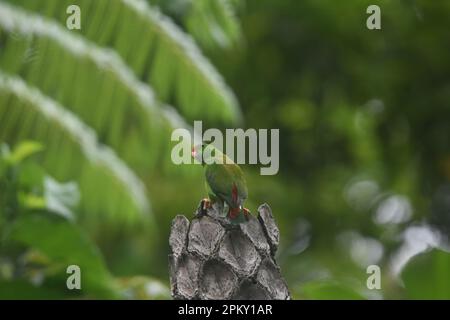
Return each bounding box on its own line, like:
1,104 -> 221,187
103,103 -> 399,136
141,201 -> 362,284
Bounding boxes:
168,202 -> 290,300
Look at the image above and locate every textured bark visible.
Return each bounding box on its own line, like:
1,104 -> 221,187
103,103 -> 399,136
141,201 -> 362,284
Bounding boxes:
168,202 -> 290,300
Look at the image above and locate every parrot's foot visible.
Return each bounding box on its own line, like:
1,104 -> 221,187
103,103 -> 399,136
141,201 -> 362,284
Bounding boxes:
198,198 -> 211,216
201,198 -> 211,210
242,207 -> 251,221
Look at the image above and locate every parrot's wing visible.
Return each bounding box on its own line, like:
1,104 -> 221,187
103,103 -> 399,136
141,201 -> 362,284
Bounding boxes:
205,163 -> 247,207
205,163 -> 233,200
227,163 -> 248,200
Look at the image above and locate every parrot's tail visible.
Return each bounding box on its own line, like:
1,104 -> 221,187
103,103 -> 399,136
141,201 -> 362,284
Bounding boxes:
228,207 -> 240,219
228,207 -> 250,225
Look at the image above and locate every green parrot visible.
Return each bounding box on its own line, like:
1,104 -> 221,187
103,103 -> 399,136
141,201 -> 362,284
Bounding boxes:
191,143 -> 251,223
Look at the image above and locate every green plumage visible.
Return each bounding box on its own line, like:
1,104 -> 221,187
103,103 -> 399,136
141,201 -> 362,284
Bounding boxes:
194,144 -> 249,220
205,160 -> 248,209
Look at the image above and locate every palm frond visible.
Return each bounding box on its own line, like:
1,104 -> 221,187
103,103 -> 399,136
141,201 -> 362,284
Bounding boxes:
0,71 -> 151,228
185,0 -> 242,50
3,0 -> 242,125
0,2 -> 181,173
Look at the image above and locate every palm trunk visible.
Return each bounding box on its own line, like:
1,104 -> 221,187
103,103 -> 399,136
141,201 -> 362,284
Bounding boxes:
168,202 -> 290,300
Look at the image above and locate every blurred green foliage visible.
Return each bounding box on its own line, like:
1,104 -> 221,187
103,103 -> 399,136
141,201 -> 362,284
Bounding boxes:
0,141 -> 169,298
1,0 -> 450,299
402,249 -> 450,300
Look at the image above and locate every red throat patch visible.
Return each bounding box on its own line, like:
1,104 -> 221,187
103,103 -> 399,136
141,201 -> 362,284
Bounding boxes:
231,183 -> 238,206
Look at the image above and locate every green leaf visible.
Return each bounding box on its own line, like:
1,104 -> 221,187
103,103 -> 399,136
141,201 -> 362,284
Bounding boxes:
18,192 -> 46,210
17,162 -> 45,191
402,249 -> 450,299
0,280 -> 68,299
9,213 -> 120,298
7,141 -> 43,165
299,280 -> 365,300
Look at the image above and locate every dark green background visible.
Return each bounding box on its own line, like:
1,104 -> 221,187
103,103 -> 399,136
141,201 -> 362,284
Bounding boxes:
1,0 -> 449,299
